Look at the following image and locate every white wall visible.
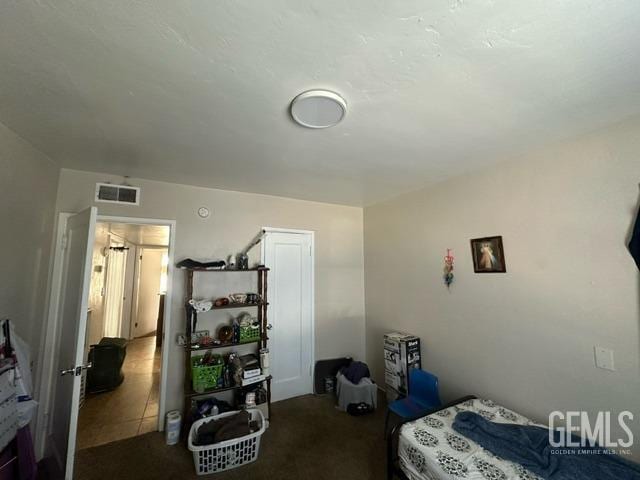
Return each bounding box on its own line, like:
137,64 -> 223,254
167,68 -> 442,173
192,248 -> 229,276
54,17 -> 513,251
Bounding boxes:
0,122 -> 59,374
364,117 -> 640,457
55,169 -> 365,413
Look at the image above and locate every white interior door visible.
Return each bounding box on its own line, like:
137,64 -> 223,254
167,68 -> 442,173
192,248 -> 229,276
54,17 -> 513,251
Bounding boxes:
263,231 -> 313,402
102,247 -> 127,338
133,248 -> 165,338
50,207 -> 97,479
120,243 -> 137,340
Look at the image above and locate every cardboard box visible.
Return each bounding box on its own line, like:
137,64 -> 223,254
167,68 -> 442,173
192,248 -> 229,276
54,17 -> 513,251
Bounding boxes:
384,332 -> 421,397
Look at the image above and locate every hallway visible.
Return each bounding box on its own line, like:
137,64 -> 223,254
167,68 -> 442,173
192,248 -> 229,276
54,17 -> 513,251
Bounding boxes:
76,337 -> 160,450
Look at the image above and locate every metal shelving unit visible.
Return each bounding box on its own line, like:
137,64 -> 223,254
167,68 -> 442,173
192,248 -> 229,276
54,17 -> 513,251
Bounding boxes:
182,266 -> 271,424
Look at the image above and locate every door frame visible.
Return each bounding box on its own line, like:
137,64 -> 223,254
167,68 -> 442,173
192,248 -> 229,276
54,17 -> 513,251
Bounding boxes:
130,245 -> 169,339
96,215 -> 176,434
35,214 -> 176,461
260,227 -> 315,398
120,241 -> 137,340
34,212 -> 72,461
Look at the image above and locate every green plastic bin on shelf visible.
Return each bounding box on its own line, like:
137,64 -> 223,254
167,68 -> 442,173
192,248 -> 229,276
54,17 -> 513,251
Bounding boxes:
239,324 -> 260,343
191,355 -> 224,392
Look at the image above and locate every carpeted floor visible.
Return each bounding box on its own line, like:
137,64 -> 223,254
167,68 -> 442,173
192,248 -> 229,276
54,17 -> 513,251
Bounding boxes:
75,393 -> 388,480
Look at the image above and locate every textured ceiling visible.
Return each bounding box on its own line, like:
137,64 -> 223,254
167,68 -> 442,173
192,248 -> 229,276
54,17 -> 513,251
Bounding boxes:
104,223 -> 170,247
1,1 -> 640,206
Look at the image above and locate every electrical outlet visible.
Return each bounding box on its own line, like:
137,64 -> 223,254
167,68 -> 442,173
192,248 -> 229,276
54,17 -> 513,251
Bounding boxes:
594,346 -> 615,371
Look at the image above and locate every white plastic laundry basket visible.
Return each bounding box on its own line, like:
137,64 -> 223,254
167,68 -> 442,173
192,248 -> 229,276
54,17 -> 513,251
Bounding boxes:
188,409 -> 266,475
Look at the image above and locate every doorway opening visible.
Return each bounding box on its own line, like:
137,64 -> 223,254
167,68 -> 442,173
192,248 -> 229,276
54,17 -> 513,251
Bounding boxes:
76,222 -> 170,449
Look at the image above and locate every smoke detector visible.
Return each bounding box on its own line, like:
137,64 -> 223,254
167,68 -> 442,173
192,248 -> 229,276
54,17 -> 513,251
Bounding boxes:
290,90 -> 346,129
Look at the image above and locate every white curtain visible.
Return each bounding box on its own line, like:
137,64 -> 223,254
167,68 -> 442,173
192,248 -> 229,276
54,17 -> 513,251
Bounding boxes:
103,249 -> 127,338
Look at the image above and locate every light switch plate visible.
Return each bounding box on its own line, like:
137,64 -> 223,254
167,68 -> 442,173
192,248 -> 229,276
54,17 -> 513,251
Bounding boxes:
594,346 -> 615,371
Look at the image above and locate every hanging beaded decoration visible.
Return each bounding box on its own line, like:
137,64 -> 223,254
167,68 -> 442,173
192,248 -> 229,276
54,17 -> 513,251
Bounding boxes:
443,249 -> 454,289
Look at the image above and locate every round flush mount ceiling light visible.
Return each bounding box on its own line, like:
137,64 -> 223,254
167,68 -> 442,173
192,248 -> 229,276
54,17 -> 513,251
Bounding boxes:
290,90 -> 347,129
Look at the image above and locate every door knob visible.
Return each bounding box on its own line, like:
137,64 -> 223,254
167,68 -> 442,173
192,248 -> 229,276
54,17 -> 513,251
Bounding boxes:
60,367 -> 76,377
266,324 -> 273,330
60,363 -> 93,377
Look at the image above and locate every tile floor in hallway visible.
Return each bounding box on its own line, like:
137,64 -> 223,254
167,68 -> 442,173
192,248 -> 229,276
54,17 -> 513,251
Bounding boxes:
76,336 -> 161,450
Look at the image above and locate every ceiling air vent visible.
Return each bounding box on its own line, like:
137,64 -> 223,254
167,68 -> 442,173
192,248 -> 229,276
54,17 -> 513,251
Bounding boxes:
95,183 -> 141,205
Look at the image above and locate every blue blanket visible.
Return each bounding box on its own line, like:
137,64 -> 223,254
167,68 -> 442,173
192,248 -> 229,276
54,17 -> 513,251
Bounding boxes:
452,411 -> 640,479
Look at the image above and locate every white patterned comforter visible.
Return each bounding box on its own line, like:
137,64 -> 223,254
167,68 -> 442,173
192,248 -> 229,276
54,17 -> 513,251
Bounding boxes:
398,398 -> 544,480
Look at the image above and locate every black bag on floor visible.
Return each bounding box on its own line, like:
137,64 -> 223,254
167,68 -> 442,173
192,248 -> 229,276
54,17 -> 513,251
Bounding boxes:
346,402 -> 374,416
87,337 -> 128,393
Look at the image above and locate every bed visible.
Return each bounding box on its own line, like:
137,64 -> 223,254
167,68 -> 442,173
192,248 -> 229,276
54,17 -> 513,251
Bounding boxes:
387,396 -> 546,480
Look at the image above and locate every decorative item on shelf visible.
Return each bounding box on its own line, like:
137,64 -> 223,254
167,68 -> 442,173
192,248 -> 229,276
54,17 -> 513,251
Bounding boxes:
198,336 -> 216,348
217,325 -> 233,344
470,236 -> 506,273
236,253 -> 249,270
227,254 -> 236,270
223,363 -> 231,388
443,248 -> 455,289
189,299 -> 213,313
229,352 -> 242,386
214,297 -> 230,307
246,293 -> 261,304
176,330 -> 209,347
229,293 -> 248,304
190,330 -> 211,344
232,319 -> 240,344
187,305 -> 199,335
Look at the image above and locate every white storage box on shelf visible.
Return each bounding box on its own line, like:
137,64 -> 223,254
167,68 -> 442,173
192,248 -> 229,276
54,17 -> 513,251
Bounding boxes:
188,409 -> 266,475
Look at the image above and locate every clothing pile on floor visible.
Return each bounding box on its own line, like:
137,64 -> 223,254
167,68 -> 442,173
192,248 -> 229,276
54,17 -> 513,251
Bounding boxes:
339,361 -> 370,384
336,361 -> 377,415
193,410 -> 260,446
